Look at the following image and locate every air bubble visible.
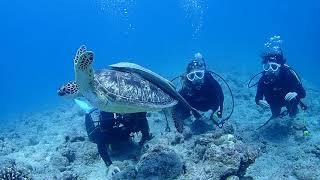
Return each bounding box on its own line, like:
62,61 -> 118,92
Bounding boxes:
180,0 -> 207,39
94,0 -> 136,34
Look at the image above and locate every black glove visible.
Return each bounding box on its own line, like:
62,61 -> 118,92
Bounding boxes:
139,133 -> 153,146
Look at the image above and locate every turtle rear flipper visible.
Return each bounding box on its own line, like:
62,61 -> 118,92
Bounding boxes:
172,112 -> 184,133
58,81 -> 82,99
172,104 -> 192,133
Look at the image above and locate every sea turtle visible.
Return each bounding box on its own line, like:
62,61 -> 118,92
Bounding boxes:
57,45 -> 177,113
109,62 -> 201,119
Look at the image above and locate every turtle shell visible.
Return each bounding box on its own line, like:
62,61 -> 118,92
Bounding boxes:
93,69 -> 177,110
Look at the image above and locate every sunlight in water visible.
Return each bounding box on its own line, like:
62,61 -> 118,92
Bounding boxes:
181,0 -> 207,39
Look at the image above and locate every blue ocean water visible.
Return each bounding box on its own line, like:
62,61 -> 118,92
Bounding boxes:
0,0 -> 319,117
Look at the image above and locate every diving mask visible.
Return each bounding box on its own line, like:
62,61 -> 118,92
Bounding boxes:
186,70 -> 205,82
263,62 -> 280,72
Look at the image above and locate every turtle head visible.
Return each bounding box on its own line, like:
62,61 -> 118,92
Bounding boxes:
57,81 -> 81,99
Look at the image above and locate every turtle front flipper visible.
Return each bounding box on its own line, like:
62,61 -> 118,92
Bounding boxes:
75,50 -> 94,87
75,51 -> 94,71
74,45 -> 87,65
58,81 -> 82,99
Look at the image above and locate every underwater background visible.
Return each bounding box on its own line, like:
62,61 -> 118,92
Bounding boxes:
1,1 -> 320,179
0,0 -> 319,117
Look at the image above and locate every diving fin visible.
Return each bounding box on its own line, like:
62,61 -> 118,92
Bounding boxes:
74,99 -> 94,113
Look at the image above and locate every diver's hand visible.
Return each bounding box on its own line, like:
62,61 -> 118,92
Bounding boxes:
106,164 -> 120,180
258,100 -> 270,108
285,92 -> 298,101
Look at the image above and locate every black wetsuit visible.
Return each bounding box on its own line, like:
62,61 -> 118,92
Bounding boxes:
255,67 -> 306,117
85,111 -> 150,166
173,72 -> 224,132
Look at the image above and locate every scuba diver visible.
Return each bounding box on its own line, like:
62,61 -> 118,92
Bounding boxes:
172,52 -> 233,133
85,109 -> 152,178
252,36 -> 307,129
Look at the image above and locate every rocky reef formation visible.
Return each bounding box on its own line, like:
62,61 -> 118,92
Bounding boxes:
110,126 -> 258,180
136,144 -> 183,179
0,72 -> 319,179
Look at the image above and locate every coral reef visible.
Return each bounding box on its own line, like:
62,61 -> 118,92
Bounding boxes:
0,163 -> 31,180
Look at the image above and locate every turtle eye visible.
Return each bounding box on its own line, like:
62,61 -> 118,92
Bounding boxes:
57,88 -> 66,96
